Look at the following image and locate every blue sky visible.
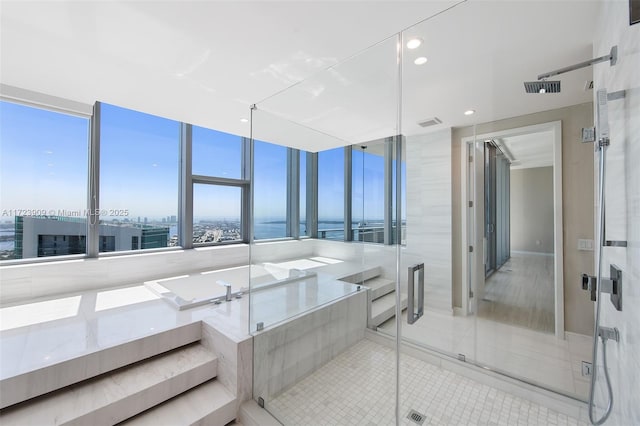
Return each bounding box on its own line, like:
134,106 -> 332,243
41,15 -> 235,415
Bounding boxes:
1,100 -> 405,224
0,101 -> 88,219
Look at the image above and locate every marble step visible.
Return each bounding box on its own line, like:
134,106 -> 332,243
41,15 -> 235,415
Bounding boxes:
0,343 -> 217,426
0,321 -> 202,409
122,380 -> 236,426
336,266 -> 382,284
365,277 -> 396,301
369,291 -> 407,328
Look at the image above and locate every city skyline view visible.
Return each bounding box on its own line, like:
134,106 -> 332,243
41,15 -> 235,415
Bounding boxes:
0,100 -> 405,260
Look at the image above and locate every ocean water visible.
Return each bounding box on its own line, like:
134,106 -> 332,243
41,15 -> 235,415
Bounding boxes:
0,229 -> 13,251
254,221 -> 345,240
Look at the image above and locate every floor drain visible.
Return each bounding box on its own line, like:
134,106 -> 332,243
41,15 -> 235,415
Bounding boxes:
407,409 -> 426,425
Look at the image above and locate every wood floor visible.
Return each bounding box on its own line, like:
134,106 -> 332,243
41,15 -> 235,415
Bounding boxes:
478,253 -> 555,333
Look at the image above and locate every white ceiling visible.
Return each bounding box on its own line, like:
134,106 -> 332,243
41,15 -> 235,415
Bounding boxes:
499,132 -> 554,170
0,0 -> 601,152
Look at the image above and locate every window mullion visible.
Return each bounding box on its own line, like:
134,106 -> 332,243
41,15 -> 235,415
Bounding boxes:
287,148 -> 300,238
87,102 -> 101,258
307,153 -> 318,238
344,146 -> 353,241
179,123 -> 193,249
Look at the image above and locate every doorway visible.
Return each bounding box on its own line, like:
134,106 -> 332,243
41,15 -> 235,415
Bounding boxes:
462,121 -> 564,337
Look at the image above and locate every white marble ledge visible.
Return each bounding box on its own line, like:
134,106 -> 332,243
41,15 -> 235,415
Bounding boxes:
0,284 -> 251,382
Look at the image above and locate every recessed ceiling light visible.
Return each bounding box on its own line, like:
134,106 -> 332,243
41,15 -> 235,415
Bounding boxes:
414,57 -> 428,65
240,118 -> 249,123
406,38 -> 422,49
464,110 -> 476,116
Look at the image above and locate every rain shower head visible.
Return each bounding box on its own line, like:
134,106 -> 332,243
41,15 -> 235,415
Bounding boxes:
525,46 -> 617,95
524,80 -> 561,94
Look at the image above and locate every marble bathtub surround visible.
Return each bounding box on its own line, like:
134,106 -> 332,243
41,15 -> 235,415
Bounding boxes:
250,271 -> 361,331
0,284 -> 251,410
253,290 -> 367,403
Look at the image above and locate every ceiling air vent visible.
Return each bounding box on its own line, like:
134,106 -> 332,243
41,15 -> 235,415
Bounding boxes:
585,80 -> 594,91
417,117 -> 442,127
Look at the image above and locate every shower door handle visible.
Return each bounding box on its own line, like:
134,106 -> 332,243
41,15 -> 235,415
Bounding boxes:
407,263 -> 424,324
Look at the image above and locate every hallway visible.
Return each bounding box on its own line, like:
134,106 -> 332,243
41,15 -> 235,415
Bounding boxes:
479,253 -> 555,334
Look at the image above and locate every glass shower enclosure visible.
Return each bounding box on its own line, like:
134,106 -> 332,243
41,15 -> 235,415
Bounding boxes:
246,1 -> 592,423
248,34 -> 403,423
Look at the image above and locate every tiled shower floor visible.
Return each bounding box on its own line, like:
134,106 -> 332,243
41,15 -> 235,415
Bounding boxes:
269,339 -> 587,426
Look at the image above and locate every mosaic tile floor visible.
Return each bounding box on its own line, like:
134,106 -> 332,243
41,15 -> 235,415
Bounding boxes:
269,339 -> 587,426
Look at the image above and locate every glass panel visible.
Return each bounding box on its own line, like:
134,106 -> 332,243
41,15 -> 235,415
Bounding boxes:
396,0 -> 593,403
192,184 -> 242,244
192,126 -> 242,179
253,140 -> 287,240
0,101 -> 89,261
250,31 -> 400,424
352,143 -> 385,243
317,147 -> 344,240
100,103 -> 179,253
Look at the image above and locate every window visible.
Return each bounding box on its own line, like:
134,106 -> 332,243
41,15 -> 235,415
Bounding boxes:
191,125 -> 247,245
1,99 -> 257,263
253,141 -> 287,239
352,147 -> 385,243
99,103 -> 179,253
192,126 -> 242,179
193,184 -> 242,244
317,147 -> 344,240
0,101 -> 89,261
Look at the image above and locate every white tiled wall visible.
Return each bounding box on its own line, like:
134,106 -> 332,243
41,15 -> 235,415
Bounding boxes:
405,128 -> 453,312
593,1 -> 640,424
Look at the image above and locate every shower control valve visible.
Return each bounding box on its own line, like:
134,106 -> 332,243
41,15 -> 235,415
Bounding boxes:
581,273 -> 597,301
580,264 -> 622,311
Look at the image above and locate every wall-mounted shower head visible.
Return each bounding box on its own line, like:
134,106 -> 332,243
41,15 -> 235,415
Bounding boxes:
525,46 -> 617,95
524,80 -> 561,94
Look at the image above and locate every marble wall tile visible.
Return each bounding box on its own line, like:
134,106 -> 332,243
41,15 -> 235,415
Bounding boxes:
592,3 -> 640,424
252,291 -> 366,402
405,129 -> 453,312
251,239 -> 315,264
311,239 -> 399,283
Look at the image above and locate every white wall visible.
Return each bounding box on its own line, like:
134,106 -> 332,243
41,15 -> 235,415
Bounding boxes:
592,1 -> 640,424
510,166 -> 554,254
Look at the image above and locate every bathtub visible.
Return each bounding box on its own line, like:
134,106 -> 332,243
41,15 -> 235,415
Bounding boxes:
144,263 -> 290,310
145,259 -> 363,331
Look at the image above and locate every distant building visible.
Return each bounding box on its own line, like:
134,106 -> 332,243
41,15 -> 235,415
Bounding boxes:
14,216 -> 168,259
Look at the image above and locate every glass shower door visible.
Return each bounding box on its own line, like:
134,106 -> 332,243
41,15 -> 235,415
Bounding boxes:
249,34 -> 403,425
